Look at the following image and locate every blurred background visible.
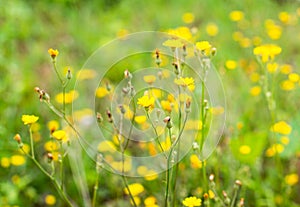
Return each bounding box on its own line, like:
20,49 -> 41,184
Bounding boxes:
1,0 -> 300,206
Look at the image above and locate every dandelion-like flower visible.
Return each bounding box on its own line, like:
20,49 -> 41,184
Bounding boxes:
163,39 -> 184,48
22,115 -> 39,125
196,41 -> 212,54
174,77 -> 195,91
52,130 -> 67,141
253,44 -> 282,63
48,48 -> 59,59
182,196 -> 202,207
137,95 -> 155,109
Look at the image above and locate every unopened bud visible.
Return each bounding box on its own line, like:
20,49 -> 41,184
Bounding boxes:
106,109 -> 113,123
183,45 -> 187,57
47,153 -> 53,163
209,174 -> 215,181
203,193 -> 209,200
192,142 -> 199,150
211,47 -> 217,56
239,198 -> 244,207
186,98 -> 191,113
119,104 -> 126,114
172,62 -> 179,75
235,180 -> 242,186
66,68 -> 72,80
106,82 -> 111,92
96,112 -> 103,123
14,134 -> 22,144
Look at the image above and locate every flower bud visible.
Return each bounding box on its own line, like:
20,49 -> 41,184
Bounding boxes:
211,47 -> 217,56
96,112 -> 103,123
14,134 -> 22,144
47,153 -> 53,163
66,68 -> 72,80
106,109 -> 113,123
119,104 -> 126,114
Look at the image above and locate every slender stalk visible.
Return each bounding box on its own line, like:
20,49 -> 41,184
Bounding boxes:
60,142 -> 64,190
146,111 -> 166,157
29,125 -> 35,159
165,113 -> 189,207
92,172 -> 100,207
52,59 -> 64,84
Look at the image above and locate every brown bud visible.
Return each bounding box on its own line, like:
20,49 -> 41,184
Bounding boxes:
47,153 -> 53,163
14,134 -> 22,144
203,193 -> 209,200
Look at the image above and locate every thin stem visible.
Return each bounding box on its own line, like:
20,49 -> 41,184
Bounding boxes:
122,176 -> 137,207
146,111 -> 166,157
60,142 -> 64,190
52,59 -> 64,84
165,113 -> 189,207
29,125 -> 35,159
92,172 -> 100,207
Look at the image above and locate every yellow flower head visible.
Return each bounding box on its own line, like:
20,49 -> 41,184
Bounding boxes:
196,41 -> 211,51
143,75 -> 156,84
250,86 -> 261,96
182,12 -> 195,24
52,130 -> 67,141
22,115 -> 39,125
45,194 -> 56,206
167,27 -> 192,40
55,90 -> 79,104
206,23 -> 219,37
48,48 -> 59,59
229,10 -> 244,22
285,173 -> 299,186
253,44 -> 282,63
96,87 -> 109,98
124,183 -> 144,196
163,39 -> 184,48
225,60 -> 237,70
137,95 -> 155,109
174,77 -> 195,91
10,155 -> 26,166
271,121 -> 292,135
239,145 -> 251,155
182,196 -> 202,207
47,120 -> 59,133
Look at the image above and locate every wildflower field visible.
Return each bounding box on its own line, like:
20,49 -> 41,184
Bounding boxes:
1,0 -> 300,206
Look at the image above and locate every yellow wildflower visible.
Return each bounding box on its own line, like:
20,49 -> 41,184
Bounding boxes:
174,77 -> 195,91
252,36 -> 262,46
124,183 -> 144,196
280,64 -> 293,74
225,60 -> 237,70
117,28 -> 129,39
44,141 -> 60,151
161,100 -> 173,112
190,154 -> 203,169
288,73 -> 299,82
229,10 -> 244,22
144,170 -> 158,181
48,48 -> 59,59
134,115 -> 147,124
206,23 -> 218,37
266,144 -> 284,157
167,27 -> 192,40
267,63 -> 278,73
22,115 -> 39,125
96,87 -> 109,98
98,141 -> 116,152
137,95 -> 155,109
280,80 -> 295,91
208,190 -> 215,199
271,121 -> 292,135
45,194 -> 56,206
250,86 -> 261,96
280,136 -> 290,145
76,69 -> 97,80
196,41 -> 212,54
232,31 -> 243,41
239,37 -> 251,48
1,157 -> 10,168
278,12 -> 291,24
55,90 -> 79,104
52,130 -> 67,141
144,196 -> 157,206
239,145 -> 251,155
253,44 -> 282,63
182,196 -> 202,207
47,120 -> 59,133
285,173 -> 299,186
143,75 -> 156,84
10,155 -> 26,166
163,39 -> 184,48
182,12 -> 195,24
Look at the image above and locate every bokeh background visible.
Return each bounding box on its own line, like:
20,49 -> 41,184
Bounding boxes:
1,0 -> 300,206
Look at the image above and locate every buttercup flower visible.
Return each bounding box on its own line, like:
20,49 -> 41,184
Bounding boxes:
174,77 -> 195,91
48,48 -> 59,59
52,130 -> 67,141
137,95 -> 155,109
271,121 -> 292,135
182,196 -> 202,207
124,183 -> 144,196
229,10 -> 244,22
253,44 -> 282,62
22,115 -> 39,125
163,39 -> 184,48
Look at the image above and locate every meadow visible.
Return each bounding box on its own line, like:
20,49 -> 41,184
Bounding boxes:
1,0 -> 300,206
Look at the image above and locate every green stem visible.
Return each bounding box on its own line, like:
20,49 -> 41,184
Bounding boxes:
165,113 -> 189,207
122,175 -> 137,207
92,172 -> 99,207
165,127 -> 172,207
146,111 -> 166,157
60,142 -> 64,190
29,125 -> 35,159
52,59 -> 64,84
